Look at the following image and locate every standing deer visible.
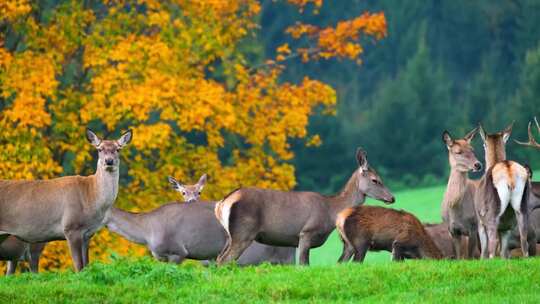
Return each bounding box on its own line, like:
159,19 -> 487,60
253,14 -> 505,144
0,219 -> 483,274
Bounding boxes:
105,175 -> 295,265
336,206 -> 443,262
475,123 -> 530,258
0,237 -> 46,275
215,148 -> 395,265
0,128 -> 132,271
441,128 -> 482,259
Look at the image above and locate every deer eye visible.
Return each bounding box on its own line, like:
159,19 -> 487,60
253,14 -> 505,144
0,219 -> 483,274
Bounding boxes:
98,148 -> 103,152
456,150 -> 462,154
198,192 -> 201,195
182,191 -> 186,195
371,179 -> 379,184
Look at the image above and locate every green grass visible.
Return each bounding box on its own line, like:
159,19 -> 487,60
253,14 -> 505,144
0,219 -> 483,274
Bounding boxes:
1,257 -> 539,303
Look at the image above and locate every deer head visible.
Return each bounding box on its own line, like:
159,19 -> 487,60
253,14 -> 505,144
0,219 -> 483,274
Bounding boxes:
515,117 -> 540,150
86,129 -> 132,172
478,122 -> 513,169
442,127 -> 482,172
355,148 -> 395,204
168,174 -> 207,203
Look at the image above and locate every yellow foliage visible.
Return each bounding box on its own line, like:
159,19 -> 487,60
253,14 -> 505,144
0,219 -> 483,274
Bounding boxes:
0,0 -> 384,270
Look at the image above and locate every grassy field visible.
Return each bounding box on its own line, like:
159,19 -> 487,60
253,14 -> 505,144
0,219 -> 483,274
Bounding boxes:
2,183 -> 540,303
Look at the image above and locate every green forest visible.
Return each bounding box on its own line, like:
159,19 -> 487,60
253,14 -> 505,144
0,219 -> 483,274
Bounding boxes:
259,0 -> 540,191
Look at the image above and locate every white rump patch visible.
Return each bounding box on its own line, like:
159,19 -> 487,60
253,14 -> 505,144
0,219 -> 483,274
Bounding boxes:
494,180 -> 511,217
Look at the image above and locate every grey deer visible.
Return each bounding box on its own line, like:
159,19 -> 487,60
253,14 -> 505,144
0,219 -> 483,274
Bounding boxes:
215,148 -> 395,265
105,174 -> 295,265
441,128 -> 482,259
0,128 -> 132,271
475,123 -> 530,258
0,236 -> 46,275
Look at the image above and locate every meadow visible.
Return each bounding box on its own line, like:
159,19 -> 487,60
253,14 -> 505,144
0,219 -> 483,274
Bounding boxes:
2,183 -> 539,303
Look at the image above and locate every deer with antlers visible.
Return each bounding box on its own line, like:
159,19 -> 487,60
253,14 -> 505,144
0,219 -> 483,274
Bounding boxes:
0,129 -> 132,271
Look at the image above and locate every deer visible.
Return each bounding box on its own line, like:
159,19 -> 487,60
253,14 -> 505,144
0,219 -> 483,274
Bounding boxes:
0,128 -> 132,271
440,128 -> 483,259
104,175 -> 295,265
474,123 -> 530,258
215,147 -> 395,266
0,237 -> 46,275
336,206 -> 443,262
422,223 -> 471,259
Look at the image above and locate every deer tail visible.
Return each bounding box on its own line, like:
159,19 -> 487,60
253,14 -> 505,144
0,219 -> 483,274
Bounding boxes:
336,208 -> 355,251
214,188 -> 242,238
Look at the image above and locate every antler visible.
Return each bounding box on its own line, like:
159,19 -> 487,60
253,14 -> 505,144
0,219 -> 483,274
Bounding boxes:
515,117 -> 540,149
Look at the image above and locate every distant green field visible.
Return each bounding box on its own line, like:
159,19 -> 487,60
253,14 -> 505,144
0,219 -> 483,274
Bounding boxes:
311,185 -> 446,265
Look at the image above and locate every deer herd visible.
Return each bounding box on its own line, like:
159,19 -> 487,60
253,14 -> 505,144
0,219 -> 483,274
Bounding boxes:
0,118 -> 539,275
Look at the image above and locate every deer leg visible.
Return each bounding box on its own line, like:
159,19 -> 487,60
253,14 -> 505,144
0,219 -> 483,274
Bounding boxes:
500,231 -> 511,259
338,242 -> 354,263
167,254 -> 186,264
5,260 -> 17,275
467,230 -> 479,259
297,233 -> 314,265
28,244 -> 44,273
352,240 -> 369,263
391,241 -> 405,262
451,233 -> 463,259
82,236 -> 91,267
478,224 -> 489,259
486,222 -> 499,259
65,230 -> 84,271
515,210 -> 530,258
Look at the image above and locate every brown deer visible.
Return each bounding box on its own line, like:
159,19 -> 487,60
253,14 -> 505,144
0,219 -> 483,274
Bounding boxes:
215,148 -> 395,265
0,237 -> 46,275
105,175 -> 295,265
422,223 -> 472,259
0,128 -> 132,271
475,123 -> 530,258
441,128 -> 482,259
336,206 -> 443,262
168,174 -> 207,203
515,117 -> 540,219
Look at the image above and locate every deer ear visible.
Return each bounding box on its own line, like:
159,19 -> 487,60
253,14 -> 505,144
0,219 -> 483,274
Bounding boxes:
356,148 -> 368,170
117,129 -> 133,148
168,176 -> 182,191
197,174 -> 207,189
86,128 -> 102,147
442,130 -> 453,147
502,121 -> 513,143
463,126 -> 479,143
478,124 -> 487,143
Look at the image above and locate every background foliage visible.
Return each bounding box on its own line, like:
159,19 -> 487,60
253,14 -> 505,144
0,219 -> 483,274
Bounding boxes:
0,0 -> 385,270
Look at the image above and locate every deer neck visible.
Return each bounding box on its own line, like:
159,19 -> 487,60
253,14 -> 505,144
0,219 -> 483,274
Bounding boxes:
485,143 -> 506,169
106,208 -> 149,245
329,170 -> 365,220
94,159 -> 120,209
443,168 -> 468,209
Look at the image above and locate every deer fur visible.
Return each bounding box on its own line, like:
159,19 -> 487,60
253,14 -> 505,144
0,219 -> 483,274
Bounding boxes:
336,206 -> 443,262
440,128 -> 483,259
0,236 -> 46,275
105,203 -> 295,265
475,123 -> 530,258
0,129 -> 132,271
215,148 -> 395,265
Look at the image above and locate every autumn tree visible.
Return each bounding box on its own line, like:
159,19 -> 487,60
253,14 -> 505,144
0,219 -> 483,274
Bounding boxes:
0,0 -> 386,270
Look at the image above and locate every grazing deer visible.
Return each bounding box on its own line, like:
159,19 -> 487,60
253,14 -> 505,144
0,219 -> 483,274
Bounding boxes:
336,206 -> 443,262
441,128 -> 482,258
0,237 -> 46,275
475,123 -> 530,258
215,148 -> 395,265
105,176 -> 295,265
0,129 -> 132,271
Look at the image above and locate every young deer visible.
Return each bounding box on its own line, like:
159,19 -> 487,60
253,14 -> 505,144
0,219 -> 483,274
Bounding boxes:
0,129 -> 132,271
0,237 -> 46,275
105,176 -> 295,265
168,174 -> 207,203
336,206 -> 443,262
215,148 -> 395,265
475,123 -> 530,258
441,128 -> 482,259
